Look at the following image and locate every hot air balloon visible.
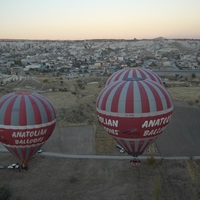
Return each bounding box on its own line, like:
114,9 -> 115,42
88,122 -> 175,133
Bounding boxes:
0,92 -> 56,169
105,68 -> 163,86
96,78 -> 173,164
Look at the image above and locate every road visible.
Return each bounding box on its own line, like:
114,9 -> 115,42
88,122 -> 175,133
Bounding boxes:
1,147 -> 200,161
41,152 -> 200,160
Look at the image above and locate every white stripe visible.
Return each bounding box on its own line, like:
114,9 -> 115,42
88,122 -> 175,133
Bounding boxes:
106,81 -> 124,112
3,142 -> 45,148
96,106 -> 173,117
140,81 -> 156,112
118,69 -> 127,80
127,70 -> 133,78
134,140 -> 140,152
147,80 -> 169,110
0,119 -> 56,130
135,69 -> 142,78
118,81 -> 129,113
134,81 -> 142,113
97,83 -> 114,109
107,69 -> 124,85
140,139 -> 150,152
143,70 -> 157,82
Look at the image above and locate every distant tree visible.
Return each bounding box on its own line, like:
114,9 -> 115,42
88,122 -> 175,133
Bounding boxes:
191,73 -> 196,79
14,59 -> 22,66
43,79 -> 48,83
147,156 -> 156,165
72,59 -> 81,68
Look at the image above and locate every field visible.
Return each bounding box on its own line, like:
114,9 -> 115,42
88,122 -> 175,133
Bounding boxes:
0,73 -> 200,200
168,86 -> 200,104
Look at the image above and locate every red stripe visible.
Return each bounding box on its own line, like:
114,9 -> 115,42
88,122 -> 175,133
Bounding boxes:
4,96 -> 17,125
130,140 -> 135,152
0,93 -> 13,109
120,139 -> 131,152
157,84 -> 172,108
137,69 -> 147,79
113,69 -> 125,82
125,82 -> 133,113
12,147 -> 22,161
106,71 -> 117,85
137,140 -> 145,152
29,96 -> 42,124
146,81 -> 163,111
139,138 -> 155,152
146,71 -> 157,82
41,95 -> 56,119
122,69 -> 130,79
144,69 -> 162,84
19,95 -> 27,126
146,70 -> 161,83
132,69 -> 137,77
111,82 -> 126,112
29,145 -> 42,159
21,147 -> 27,160
99,84 -> 116,110
35,94 -> 52,121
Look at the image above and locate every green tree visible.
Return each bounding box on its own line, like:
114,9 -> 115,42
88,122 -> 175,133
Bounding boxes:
191,73 -> 196,79
14,59 -> 22,66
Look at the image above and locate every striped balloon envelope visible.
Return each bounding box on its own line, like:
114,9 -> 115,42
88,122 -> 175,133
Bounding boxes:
96,78 -> 173,157
0,92 -> 56,165
105,68 -> 163,86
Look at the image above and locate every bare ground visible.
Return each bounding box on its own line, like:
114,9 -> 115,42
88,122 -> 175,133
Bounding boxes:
1,74 -> 200,200
1,152 -> 200,200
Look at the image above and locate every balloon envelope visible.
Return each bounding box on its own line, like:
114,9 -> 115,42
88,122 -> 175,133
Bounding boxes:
96,78 -> 173,157
105,68 -> 163,86
0,92 -> 56,164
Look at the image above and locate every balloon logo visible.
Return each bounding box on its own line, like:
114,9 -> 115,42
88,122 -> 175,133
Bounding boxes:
105,68 -> 163,86
96,77 -> 173,161
0,92 -> 56,166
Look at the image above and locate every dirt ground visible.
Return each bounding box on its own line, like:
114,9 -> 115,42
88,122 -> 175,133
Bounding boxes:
1,152 -> 200,200
1,74 -> 200,200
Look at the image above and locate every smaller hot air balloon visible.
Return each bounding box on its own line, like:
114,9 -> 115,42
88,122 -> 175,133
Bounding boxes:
105,68 -> 163,86
96,78 -> 173,165
0,92 -> 56,169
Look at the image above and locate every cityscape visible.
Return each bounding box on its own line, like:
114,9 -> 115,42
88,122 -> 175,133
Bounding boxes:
0,38 -> 200,84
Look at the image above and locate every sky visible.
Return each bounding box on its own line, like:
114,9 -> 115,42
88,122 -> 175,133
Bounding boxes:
0,0 -> 200,40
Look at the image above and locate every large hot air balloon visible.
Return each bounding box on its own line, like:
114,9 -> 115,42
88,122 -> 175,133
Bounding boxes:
96,78 -> 173,164
0,92 -> 56,168
105,68 -> 163,86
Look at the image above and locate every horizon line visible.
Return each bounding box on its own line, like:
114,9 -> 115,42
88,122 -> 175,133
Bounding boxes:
1,37 -> 200,41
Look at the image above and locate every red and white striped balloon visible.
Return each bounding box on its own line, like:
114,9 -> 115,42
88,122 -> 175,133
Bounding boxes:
106,68 -> 163,86
0,92 -> 56,164
97,78 -> 173,157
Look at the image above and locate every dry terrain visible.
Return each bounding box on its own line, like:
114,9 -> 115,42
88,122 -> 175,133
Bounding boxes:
0,73 -> 200,200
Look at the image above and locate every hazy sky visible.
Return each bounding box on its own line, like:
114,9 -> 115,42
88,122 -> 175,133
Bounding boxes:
1,0 -> 200,40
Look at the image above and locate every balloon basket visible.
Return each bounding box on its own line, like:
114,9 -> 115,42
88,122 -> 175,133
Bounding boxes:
18,164 -> 28,171
130,159 -> 141,166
